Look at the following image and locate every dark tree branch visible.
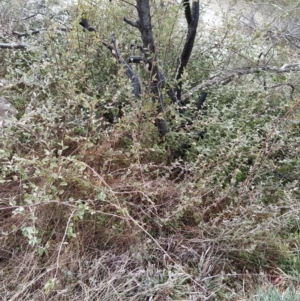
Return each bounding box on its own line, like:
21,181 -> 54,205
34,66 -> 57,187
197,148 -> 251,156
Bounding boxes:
285,35 -> 300,49
0,43 -> 27,49
110,34 -> 141,97
183,0 -> 192,25
136,0 -> 156,53
191,0 -> 199,22
197,92 -> 207,111
79,18 -> 97,32
18,13 -> 40,21
13,27 -> 69,38
267,83 -> 295,93
13,29 -> 45,38
173,0 -> 199,104
123,17 -> 140,29
129,55 -> 143,63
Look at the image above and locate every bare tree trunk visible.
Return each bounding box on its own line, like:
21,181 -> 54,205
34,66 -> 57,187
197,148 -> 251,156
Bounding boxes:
134,0 -> 168,135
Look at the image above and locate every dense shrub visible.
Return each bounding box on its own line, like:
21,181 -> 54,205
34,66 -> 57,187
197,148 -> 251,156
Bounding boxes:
0,0 -> 300,300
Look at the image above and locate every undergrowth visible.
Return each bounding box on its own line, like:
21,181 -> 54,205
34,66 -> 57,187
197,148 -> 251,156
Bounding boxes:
0,0 -> 300,300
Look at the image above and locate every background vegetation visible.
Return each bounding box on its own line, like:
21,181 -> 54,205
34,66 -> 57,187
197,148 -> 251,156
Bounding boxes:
0,0 -> 300,300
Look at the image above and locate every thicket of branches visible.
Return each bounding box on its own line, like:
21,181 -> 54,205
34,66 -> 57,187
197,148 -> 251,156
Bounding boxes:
0,0 -> 300,300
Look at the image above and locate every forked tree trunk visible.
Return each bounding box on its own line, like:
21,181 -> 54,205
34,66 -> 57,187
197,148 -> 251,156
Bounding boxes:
82,0 -> 200,136
125,0 -> 200,135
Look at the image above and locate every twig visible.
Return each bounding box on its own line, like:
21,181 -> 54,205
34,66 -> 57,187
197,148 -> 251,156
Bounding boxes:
54,209 -> 76,279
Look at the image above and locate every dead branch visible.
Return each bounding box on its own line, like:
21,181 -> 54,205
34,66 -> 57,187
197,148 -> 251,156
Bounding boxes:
0,43 -> 27,49
182,64 -> 300,100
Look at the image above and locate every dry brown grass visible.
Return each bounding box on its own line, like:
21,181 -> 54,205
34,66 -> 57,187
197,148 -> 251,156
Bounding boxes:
1,150 -> 296,300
